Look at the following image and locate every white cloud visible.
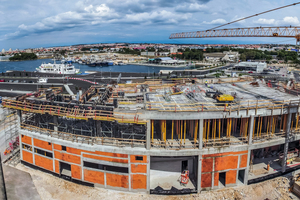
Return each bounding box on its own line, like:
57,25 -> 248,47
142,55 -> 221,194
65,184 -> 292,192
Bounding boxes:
283,16 -> 300,25
203,18 -> 226,25
253,18 -> 276,25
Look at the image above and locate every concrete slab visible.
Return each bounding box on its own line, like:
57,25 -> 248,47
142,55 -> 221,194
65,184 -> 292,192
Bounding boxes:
150,169 -> 195,190
3,165 -> 40,200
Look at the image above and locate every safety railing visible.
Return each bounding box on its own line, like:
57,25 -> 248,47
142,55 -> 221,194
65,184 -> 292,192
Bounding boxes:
3,99 -> 147,124
146,99 -> 300,113
21,123 -> 146,148
203,136 -> 248,147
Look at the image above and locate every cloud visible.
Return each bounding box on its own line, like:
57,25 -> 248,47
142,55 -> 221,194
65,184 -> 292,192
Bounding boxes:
175,3 -> 208,13
253,16 -> 300,26
283,16 -> 300,25
203,18 -> 227,25
253,18 -> 276,25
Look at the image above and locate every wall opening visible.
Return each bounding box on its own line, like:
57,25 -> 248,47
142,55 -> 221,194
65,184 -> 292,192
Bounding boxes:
150,156 -> 197,194
219,172 -> 226,187
238,169 -> 245,184
60,162 -> 71,177
182,160 -> 188,172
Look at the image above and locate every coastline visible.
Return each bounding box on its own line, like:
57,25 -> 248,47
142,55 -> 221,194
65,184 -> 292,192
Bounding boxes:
128,62 -> 192,68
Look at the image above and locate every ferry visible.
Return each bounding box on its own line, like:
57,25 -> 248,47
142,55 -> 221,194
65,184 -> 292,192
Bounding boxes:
36,61 -> 80,74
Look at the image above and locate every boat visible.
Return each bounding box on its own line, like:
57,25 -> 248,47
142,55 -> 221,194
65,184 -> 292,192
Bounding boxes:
36,60 -> 80,74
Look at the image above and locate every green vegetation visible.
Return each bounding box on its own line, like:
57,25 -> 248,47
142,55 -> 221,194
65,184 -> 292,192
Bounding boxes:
9,53 -> 37,61
118,48 -> 140,55
174,48 -> 204,60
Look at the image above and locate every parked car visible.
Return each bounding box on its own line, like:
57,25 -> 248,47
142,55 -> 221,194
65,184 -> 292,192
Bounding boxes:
248,71 -> 253,73
0,79 -> 5,82
8,80 -> 13,83
14,80 -> 19,83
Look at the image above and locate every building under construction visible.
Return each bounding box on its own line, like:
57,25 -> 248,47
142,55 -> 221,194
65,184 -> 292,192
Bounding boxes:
3,76 -> 300,194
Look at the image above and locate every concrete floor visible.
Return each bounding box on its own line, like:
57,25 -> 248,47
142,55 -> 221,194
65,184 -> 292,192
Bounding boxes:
3,165 -> 40,200
249,156 -> 300,180
150,170 -> 195,190
0,109 -> 40,200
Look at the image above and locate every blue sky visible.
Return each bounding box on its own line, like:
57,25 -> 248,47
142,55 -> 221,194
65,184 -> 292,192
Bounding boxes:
1,0 -> 300,49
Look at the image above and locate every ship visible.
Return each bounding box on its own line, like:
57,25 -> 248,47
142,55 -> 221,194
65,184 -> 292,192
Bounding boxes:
36,60 -> 80,74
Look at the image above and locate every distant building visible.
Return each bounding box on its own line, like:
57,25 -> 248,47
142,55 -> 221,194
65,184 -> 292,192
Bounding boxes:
204,51 -> 239,62
25,49 -> 33,53
141,52 -> 155,57
2,49 -> 5,53
9,48 -> 12,52
234,62 -> 267,73
170,47 -> 178,54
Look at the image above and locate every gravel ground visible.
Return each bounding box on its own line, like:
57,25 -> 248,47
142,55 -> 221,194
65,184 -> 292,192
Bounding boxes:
14,163 -> 294,200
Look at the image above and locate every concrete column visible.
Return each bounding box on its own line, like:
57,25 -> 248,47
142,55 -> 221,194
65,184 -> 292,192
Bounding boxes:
244,115 -> 254,185
53,116 -> 58,133
199,119 -> 203,150
197,155 -> 202,193
248,115 -> 254,145
146,155 -> 151,193
146,120 -> 151,150
282,112 -> 292,172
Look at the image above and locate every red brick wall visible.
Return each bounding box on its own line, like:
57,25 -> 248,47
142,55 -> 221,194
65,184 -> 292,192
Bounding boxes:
131,164 -> 147,173
106,173 -> 129,188
84,169 -> 104,185
226,170 -> 237,185
201,173 -> 212,188
131,174 -> 147,189
33,138 -> 52,151
35,155 -> 53,171
54,151 -> 81,164
22,150 -> 33,164
21,135 -> 32,145
71,165 -> 81,179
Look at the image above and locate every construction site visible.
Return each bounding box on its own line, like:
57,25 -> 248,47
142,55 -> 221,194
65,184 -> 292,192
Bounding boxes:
1,75 -> 300,196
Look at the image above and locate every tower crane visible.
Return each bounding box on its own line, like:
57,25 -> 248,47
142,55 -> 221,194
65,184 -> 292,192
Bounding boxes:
169,2 -> 300,44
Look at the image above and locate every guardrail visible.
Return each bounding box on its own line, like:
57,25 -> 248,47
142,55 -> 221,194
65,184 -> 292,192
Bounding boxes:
146,99 -> 300,113
3,99 -> 146,125
21,123 -> 146,148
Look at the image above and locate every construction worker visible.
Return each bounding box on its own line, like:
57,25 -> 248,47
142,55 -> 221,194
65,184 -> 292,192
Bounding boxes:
205,80 -> 208,86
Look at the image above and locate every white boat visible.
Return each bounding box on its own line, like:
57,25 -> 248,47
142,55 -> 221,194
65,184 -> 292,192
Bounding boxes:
37,78 -> 48,83
36,61 -> 80,74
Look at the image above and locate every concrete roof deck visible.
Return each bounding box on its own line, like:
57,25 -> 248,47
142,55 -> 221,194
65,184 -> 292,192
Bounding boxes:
145,81 -> 300,112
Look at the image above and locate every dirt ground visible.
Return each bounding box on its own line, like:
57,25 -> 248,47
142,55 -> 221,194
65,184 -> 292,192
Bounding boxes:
14,163 -> 294,200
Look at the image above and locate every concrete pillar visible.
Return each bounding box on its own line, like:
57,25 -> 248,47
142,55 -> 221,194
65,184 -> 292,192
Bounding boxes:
282,112 -> 292,172
146,155 -> 151,193
197,155 -> 202,193
244,115 -> 254,185
146,121 -> 151,150
53,116 -> 58,133
199,119 -> 203,150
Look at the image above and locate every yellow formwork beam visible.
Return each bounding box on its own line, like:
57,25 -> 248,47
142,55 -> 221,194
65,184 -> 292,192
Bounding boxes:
151,120 -> 154,141
184,120 -> 186,143
194,120 -> 198,142
172,120 -> 174,140
207,120 -> 210,140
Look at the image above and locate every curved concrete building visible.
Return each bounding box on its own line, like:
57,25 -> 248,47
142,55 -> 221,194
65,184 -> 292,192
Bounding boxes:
3,77 -> 300,194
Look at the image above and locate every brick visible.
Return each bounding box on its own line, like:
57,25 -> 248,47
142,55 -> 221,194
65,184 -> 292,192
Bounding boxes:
21,135 -> 32,145
215,156 -> 238,171
226,170 -> 237,185
71,165 -> 81,179
35,155 -> 53,171
131,174 -> 147,189
202,158 -> 213,172
214,173 -> 219,186
53,144 -> 62,150
54,151 -> 81,164
33,138 -> 52,151
84,169 -> 104,185
22,150 -> 33,164
201,173 -> 212,188
55,160 -> 59,174
83,154 -> 128,163
131,164 -> 147,173
240,154 -> 248,168
106,173 -> 129,188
